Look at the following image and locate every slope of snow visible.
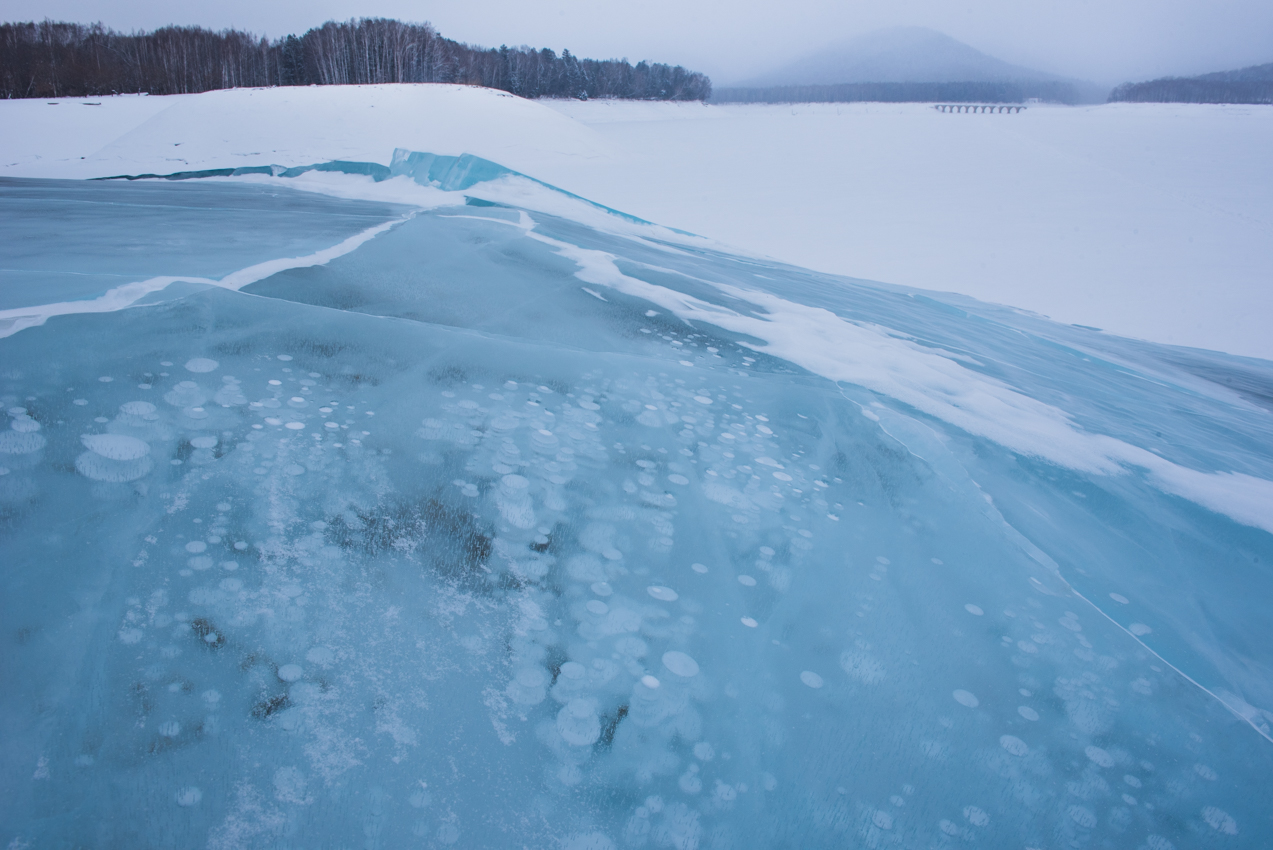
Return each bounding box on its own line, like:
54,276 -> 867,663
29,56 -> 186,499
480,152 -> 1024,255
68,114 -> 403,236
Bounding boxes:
2,86 -> 1270,360
543,99 -> 1273,361
0,84 -> 612,182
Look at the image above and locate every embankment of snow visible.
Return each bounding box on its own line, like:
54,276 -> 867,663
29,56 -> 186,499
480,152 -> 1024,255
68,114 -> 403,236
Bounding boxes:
0,84 -> 612,182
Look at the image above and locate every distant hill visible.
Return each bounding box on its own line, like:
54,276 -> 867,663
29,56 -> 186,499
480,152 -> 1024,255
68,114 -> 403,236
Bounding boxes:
1110,61 -> 1273,104
718,27 -> 1105,104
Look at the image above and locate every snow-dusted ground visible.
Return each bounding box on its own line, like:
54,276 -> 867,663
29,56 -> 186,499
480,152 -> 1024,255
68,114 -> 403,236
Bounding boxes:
3,86 -> 1270,359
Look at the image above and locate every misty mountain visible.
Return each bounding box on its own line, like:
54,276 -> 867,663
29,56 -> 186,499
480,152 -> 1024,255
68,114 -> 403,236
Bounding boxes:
1109,60 -> 1273,104
736,27 -> 1070,87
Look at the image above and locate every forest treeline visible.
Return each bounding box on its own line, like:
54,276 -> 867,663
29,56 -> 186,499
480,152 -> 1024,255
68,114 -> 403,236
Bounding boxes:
1109,63 -> 1273,105
712,80 -> 1102,105
0,18 -> 712,101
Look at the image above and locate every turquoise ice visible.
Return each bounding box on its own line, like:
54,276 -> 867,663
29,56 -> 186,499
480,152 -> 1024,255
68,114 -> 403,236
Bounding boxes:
1,159 -> 1270,848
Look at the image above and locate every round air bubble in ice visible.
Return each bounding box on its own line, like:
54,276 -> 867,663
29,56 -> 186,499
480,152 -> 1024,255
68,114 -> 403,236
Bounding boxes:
800,671 -> 824,688
75,449 -> 152,481
189,436 -> 217,449
741,617 -> 758,628
1085,746 -> 1114,768
952,689 -> 979,708
586,600 -> 608,615
1000,735 -> 1029,756
691,563 -> 708,574
120,401 -> 157,417
662,650 -> 699,678
641,675 -> 660,689
590,582 -> 612,597
647,586 -> 678,602
185,358 -> 219,373
965,604 -> 984,615
0,429 -> 46,455
284,422 -> 305,430
737,575 -> 756,586
667,474 -> 688,485
1018,706 -> 1040,721
508,667 -> 548,705
559,662 -> 586,681
175,787 -> 202,806
277,664 -> 304,682
557,699 -> 601,745
159,721 -> 181,737
10,417 -> 39,433
1110,593 -> 1129,604
561,832 -> 616,850
306,646 -> 335,666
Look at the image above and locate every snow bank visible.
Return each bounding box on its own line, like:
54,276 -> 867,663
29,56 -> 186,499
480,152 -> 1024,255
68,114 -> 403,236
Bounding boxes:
0,84 -> 612,182
2,87 -> 1270,360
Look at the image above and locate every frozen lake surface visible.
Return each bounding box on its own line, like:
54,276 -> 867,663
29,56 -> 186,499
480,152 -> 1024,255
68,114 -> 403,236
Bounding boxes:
1,166 -> 1271,848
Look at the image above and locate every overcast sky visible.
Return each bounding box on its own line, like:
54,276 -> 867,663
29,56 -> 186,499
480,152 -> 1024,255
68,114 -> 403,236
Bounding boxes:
3,0 -> 1271,85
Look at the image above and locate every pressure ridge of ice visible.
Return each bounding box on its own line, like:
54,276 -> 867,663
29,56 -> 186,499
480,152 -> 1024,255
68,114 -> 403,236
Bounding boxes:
0,156 -> 1271,849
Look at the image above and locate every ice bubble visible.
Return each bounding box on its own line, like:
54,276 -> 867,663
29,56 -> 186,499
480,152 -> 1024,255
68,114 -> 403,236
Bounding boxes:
693,396 -> 712,405
964,604 -> 984,616
557,699 -> 601,746
952,689 -> 979,708
1084,746 -> 1114,768
306,646 -> 335,666
559,662 -> 587,681
159,721 -> 181,737
602,548 -> 623,561
591,582 -> 613,597
508,667 -> 548,705
277,664 -> 304,683
662,651 -> 700,678
737,575 -> 756,586
647,586 -> 678,602
0,429 -> 47,455
1068,806 -> 1097,828
621,640 -> 657,665
1128,623 -> 1152,636
641,674 -> 660,689
120,401 -> 157,416
693,741 -> 715,761
1123,775 -> 1142,788
188,556 -> 213,571
586,600 -> 609,615
999,735 -> 1029,756
276,355 -> 293,361
691,563 -> 708,574
175,786 -> 202,806
284,422 -> 305,430
800,671 -> 824,688
185,541 -> 206,553
202,689 -> 221,704
1018,706 -> 1040,721
11,417 -> 39,433
872,811 -> 893,830
772,471 -> 793,482
963,806 -> 989,827
1202,806 -> 1238,835
1110,593 -> 1129,604
562,832 -> 616,850
185,358 -> 219,373
741,617 -> 758,628
189,436 -> 217,450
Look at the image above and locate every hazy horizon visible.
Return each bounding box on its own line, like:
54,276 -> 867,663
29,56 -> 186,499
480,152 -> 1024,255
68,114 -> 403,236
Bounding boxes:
0,0 -> 1270,87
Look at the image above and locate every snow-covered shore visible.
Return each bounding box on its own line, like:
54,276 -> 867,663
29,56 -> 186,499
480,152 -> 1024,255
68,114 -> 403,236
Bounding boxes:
3,84 -> 1270,360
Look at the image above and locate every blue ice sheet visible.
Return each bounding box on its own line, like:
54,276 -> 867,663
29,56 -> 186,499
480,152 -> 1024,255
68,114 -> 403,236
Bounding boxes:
1,167 -> 1270,848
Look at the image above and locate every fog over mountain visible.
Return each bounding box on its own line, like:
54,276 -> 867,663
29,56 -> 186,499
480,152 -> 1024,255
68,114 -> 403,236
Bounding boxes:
737,27 -> 1075,87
